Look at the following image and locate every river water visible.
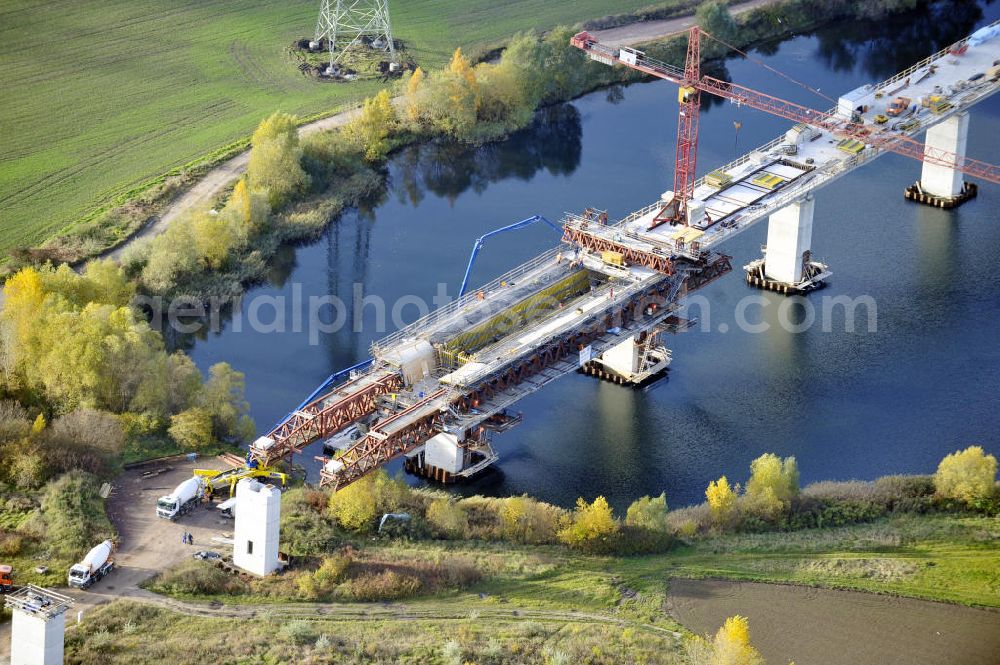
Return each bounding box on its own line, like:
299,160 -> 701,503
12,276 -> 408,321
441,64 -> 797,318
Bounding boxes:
184,1 -> 1000,509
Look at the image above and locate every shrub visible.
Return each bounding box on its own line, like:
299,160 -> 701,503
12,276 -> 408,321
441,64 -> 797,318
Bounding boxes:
934,446 -> 998,508
499,495 -> 563,545
557,496 -> 619,553
150,560 -> 246,596
426,498 -> 466,539
347,570 -> 422,601
278,620 -> 317,646
686,614 -> 763,665
327,470 -> 411,533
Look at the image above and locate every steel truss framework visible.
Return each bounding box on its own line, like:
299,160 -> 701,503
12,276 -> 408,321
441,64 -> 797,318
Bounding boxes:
315,0 -> 396,67
562,225 -> 677,274
318,253 -> 732,490
252,372 -> 402,466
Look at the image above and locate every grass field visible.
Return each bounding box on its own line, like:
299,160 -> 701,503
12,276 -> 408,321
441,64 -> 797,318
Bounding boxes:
0,0 -> 662,257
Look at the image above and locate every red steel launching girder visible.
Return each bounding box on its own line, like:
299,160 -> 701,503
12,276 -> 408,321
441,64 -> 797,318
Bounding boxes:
562,226 -> 676,275
317,253 -> 732,492
319,388 -> 449,490
252,371 -> 403,466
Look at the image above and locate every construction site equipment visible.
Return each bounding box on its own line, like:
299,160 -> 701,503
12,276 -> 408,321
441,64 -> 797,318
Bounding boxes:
570,25 -> 1000,206
67,540 -> 114,588
156,476 -> 205,520
886,96 -> 911,116
194,464 -> 288,499
459,215 -> 561,296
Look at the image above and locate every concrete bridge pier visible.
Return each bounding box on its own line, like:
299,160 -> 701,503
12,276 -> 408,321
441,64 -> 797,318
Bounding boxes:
744,193 -> 829,294
582,332 -> 671,385
905,111 -> 977,208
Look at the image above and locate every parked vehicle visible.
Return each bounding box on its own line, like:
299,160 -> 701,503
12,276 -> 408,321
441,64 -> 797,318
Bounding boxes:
67,540 -> 115,588
156,476 -> 206,520
886,96 -> 911,117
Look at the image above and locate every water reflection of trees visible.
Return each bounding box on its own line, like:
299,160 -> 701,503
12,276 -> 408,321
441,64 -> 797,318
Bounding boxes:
811,1 -> 985,80
390,103 -> 583,206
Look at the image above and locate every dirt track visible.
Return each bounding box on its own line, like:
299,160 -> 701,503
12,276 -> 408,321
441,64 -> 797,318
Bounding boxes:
668,578 -> 1000,665
0,457 -> 230,663
589,0 -> 773,47
104,1 -> 779,263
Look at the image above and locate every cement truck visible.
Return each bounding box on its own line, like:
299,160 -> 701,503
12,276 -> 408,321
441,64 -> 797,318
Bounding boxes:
67,539 -> 115,588
156,476 -> 205,520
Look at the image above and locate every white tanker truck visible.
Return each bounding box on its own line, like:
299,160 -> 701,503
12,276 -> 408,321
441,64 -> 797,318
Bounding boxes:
156,476 -> 205,520
68,539 -> 115,588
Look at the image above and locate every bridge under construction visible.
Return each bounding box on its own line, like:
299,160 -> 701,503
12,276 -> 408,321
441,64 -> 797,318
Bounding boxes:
250,21 -> 1000,490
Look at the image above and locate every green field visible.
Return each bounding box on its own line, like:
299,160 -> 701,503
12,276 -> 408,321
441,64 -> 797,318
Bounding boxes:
0,0 -> 660,256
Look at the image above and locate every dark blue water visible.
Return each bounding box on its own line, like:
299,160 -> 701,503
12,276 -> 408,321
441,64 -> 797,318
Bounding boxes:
186,1 -> 1000,509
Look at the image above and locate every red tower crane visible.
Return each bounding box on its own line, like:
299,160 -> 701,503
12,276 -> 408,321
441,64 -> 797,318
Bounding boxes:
570,26 -> 1000,225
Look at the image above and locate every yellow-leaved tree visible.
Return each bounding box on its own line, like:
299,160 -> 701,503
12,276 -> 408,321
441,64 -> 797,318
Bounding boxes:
345,89 -> 398,163
706,475 -> 737,526
557,495 -> 619,552
934,445 -> 998,506
405,66 -> 425,124
686,615 -> 764,665
745,452 -> 799,517
247,112 -> 310,207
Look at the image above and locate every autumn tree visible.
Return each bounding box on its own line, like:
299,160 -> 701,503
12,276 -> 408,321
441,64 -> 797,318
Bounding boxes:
706,475 -> 737,526
557,495 -> 619,552
140,221 -> 200,293
168,407 -> 215,449
934,446 -> 998,506
424,48 -> 481,138
625,493 -> 669,531
404,67 -> 425,124
247,112 -> 310,207
686,615 -> 764,665
198,363 -> 255,443
327,472 -> 379,532
746,453 -> 799,517
345,89 -> 398,163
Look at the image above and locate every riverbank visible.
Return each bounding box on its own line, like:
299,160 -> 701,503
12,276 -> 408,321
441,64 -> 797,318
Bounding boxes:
59,511 -> 1000,664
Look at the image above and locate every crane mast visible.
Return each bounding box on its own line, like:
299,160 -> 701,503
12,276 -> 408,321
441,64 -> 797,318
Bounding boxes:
570,26 -> 1000,213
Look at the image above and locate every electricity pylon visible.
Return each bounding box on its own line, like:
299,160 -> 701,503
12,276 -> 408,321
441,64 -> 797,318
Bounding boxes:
314,0 -> 396,71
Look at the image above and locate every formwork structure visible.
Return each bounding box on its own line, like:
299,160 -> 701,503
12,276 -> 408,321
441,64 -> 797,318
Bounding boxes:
5,586 -> 73,665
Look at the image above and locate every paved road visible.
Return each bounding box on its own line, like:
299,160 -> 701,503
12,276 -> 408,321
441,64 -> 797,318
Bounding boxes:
590,0 -> 773,47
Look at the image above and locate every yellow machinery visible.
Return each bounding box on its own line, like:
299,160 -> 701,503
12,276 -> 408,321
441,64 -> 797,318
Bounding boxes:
194,465 -> 287,498
601,250 -> 625,267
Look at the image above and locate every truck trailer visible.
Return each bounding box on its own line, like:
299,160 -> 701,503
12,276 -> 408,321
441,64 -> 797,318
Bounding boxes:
68,540 -> 115,588
156,476 -> 205,520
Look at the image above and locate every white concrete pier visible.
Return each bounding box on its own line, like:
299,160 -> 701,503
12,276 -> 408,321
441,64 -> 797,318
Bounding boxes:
233,478 -> 281,576
920,111 -> 969,199
764,194 -> 815,285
